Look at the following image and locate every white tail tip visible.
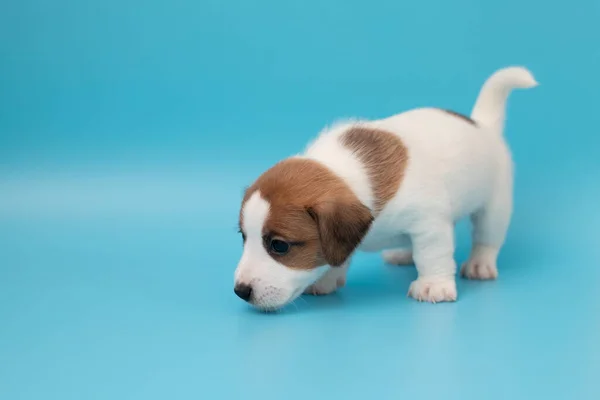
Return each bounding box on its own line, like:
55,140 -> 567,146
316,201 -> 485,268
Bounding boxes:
471,66 -> 537,129
487,66 -> 539,90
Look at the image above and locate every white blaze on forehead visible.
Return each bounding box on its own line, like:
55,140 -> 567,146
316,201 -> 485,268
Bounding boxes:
241,191 -> 270,237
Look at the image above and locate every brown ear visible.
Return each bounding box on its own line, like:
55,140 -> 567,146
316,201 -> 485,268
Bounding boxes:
307,201 -> 373,267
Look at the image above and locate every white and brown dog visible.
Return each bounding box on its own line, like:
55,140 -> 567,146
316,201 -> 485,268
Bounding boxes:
234,67 -> 537,310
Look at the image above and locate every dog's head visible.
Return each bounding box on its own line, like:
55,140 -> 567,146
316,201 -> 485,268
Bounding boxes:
234,158 -> 373,310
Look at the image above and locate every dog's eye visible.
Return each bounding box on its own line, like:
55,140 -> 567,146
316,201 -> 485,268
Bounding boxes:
270,239 -> 290,255
239,230 -> 246,243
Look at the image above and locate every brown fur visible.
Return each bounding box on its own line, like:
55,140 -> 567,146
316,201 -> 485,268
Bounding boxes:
240,158 -> 373,269
439,109 -> 477,125
341,127 -> 408,214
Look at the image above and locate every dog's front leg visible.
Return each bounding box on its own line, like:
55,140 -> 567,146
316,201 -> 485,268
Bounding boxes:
408,220 -> 457,303
304,262 -> 349,296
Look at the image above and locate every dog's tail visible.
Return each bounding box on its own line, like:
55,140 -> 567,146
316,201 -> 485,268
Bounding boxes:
470,66 -> 538,132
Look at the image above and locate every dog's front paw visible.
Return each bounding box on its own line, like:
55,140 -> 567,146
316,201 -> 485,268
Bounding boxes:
408,278 -> 457,303
304,271 -> 346,296
461,245 -> 499,280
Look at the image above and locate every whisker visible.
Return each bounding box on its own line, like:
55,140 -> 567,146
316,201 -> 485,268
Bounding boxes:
290,299 -> 299,312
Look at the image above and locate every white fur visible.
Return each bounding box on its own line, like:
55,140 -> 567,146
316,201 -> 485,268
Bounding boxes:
235,66 -> 537,307
460,244 -> 500,280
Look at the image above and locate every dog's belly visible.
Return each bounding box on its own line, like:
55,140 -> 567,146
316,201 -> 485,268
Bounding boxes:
359,231 -> 410,252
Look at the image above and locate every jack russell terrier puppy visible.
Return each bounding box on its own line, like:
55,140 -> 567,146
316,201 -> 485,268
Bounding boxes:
234,66 -> 537,311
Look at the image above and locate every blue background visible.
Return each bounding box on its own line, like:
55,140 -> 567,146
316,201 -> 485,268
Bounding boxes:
1,0 -> 599,399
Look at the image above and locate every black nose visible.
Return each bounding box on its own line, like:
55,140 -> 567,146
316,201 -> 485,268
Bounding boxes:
234,283 -> 253,302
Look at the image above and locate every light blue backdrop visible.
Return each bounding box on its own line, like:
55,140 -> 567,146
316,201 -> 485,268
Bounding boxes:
1,1 -> 599,399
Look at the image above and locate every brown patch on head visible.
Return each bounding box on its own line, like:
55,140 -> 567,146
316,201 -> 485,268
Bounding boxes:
240,158 -> 373,269
340,127 -> 408,213
439,109 -> 477,125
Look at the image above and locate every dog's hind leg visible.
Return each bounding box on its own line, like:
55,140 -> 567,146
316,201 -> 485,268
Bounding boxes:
381,234 -> 413,265
461,165 -> 513,280
382,248 -> 413,266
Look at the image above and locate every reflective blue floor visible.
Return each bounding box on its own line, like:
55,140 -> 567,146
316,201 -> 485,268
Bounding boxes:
1,165 -> 599,399
2,0 -> 600,399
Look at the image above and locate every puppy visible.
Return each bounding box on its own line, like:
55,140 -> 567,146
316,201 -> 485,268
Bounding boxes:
234,67 -> 537,310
